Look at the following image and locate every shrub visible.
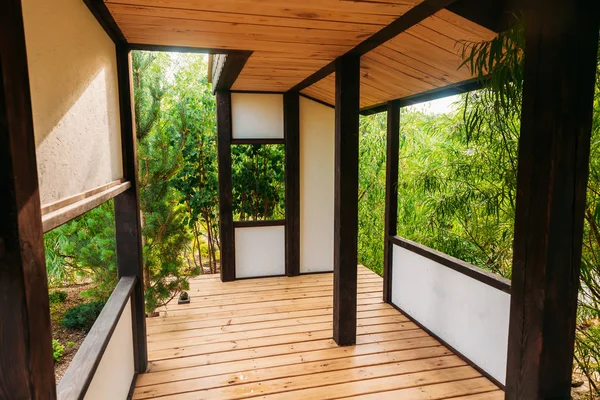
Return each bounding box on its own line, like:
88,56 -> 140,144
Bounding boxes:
52,339 -> 64,362
61,301 -> 105,332
48,290 -> 68,304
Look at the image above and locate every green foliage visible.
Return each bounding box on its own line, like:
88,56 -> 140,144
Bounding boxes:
133,51 -> 195,312
44,201 -> 118,299
358,113 -> 387,276
171,60 -> 221,274
61,301 -> 105,332
231,144 -> 285,221
52,339 -> 64,362
48,290 -> 68,304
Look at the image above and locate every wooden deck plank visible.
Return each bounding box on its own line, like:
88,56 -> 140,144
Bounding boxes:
135,267 -> 501,399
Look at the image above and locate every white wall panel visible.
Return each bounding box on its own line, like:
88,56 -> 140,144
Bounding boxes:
299,97 -> 335,273
231,93 -> 284,139
22,0 -> 123,205
391,244 -> 510,384
235,225 -> 285,278
84,299 -> 134,400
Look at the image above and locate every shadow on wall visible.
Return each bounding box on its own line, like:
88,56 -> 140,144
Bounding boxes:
22,0 -> 123,205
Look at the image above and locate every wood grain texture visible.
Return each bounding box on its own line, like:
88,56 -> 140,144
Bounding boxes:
114,46 -> 148,373
333,55 -> 360,346
0,0 -> 56,397
217,91 -> 236,282
505,1 -> 600,398
383,102 -> 400,302
57,277 -> 136,400
302,9 -> 496,109
42,182 -> 131,233
284,91 -> 300,277
132,267 -> 499,399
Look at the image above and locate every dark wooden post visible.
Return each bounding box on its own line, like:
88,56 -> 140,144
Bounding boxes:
505,1 -> 599,398
284,91 -> 300,277
383,101 -> 400,303
0,0 -> 57,397
333,55 -> 360,346
114,45 -> 148,373
217,90 -> 236,282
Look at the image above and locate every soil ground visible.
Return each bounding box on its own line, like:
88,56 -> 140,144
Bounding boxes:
50,283 -> 92,383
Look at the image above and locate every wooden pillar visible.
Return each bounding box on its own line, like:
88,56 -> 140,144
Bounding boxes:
114,45 -> 148,373
333,55 -> 360,346
284,91 -> 300,277
0,0 -> 57,397
383,101 -> 400,303
217,90 -> 236,282
506,1 -> 599,398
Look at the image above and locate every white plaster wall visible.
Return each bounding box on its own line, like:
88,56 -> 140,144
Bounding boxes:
231,93 -> 284,139
22,0 -> 123,205
235,226 -> 285,278
84,299 -> 134,400
299,97 -> 335,273
391,245 -> 510,384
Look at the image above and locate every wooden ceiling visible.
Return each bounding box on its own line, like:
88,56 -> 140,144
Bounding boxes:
302,9 -> 496,109
106,0 -> 497,110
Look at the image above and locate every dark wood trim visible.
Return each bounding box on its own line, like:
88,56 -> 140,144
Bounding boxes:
231,90 -> 286,95
128,43 -> 248,55
361,78 -> 483,116
126,373 -> 138,400
388,302 -> 505,390
300,270 -> 334,276
505,2 -> 600,398
383,102 -> 400,303
333,54 -> 360,346
114,45 -> 148,373
234,274 -> 287,281
42,181 -> 131,233
284,91 -> 300,277
41,179 -> 124,214
0,1 -> 56,396
290,0 -> 457,92
389,236 -> 511,293
217,90 -> 236,282
57,277 -> 136,400
233,219 -> 286,228
213,52 -> 253,92
299,93 -> 335,109
82,0 -> 126,44
231,138 -> 285,145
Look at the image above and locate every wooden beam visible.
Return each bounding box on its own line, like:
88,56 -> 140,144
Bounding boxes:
383,101 -> 400,303
42,181 -> 131,233
114,45 -> 148,373
128,43 -> 248,55
213,52 -> 253,93
289,0 -> 457,92
361,78 -> 483,116
333,54 -> 360,346
284,91 -> 300,277
505,1 -> 600,398
0,0 -> 56,397
83,0 -> 126,44
217,91 -> 236,282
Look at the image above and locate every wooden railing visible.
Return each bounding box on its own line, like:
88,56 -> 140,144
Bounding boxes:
387,235 -> 511,388
57,277 -> 137,400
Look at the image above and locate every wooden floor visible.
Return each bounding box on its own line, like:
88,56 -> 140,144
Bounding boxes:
133,266 -> 503,399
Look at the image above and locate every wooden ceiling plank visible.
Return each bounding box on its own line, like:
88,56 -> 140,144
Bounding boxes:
106,3 -> 387,33
363,51 -> 448,89
289,0 -> 457,92
106,0 -> 418,23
